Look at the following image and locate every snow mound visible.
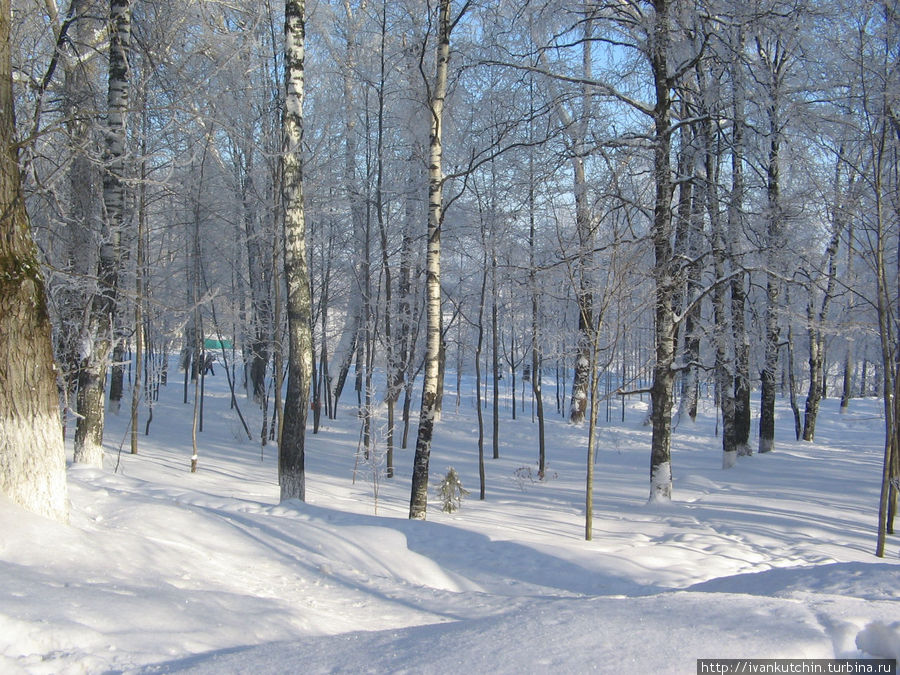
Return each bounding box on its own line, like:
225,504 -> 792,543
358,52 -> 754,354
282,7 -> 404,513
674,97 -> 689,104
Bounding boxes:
856,621 -> 900,659
685,561 -> 900,601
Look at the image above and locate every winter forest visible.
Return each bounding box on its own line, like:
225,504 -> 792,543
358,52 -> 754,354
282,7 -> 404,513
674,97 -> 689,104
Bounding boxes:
1,0 -> 900,671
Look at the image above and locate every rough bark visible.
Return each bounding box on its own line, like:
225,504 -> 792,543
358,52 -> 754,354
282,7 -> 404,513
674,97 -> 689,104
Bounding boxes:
757,34 -> 789,455
648,0 -> 676,502
568,13 -> 594,425
758,71 -> 783,454
728,23 -> 751,456
0,0 -> 68,521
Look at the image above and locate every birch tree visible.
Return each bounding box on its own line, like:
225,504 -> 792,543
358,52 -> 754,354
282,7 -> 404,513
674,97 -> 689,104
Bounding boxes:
754,24 -> 791,455
55,0 -> 101,431
727,18 -> 752,458
280,0 -> 313,501
409,0 -> 468,520
646,0 -> 681,500
73,0 -> 131,467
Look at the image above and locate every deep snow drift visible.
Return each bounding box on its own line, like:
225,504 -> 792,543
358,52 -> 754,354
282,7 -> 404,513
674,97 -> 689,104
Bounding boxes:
1,367 -> 898,674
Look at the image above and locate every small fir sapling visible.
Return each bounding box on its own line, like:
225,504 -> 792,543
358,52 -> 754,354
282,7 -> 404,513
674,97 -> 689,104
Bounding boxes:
437,467 -> 470,513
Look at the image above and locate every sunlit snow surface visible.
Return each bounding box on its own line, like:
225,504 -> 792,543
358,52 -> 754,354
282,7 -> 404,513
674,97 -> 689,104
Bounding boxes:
1,366 -> 898,673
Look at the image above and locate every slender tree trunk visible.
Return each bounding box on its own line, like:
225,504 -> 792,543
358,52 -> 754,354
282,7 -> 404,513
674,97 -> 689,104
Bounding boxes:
189,159 -> 203,471
648,0 -> 676,501
786,319 -> 802,441
245,166 -> 273,407
872,101 -> 895,556
491,252 -> 500,459
569,166 -> 593,423
758,38 -> 786,455
705,112 -> 738,468
0,0 -> 68,521
130,110 -> 148,456
680,187 -> 703,423
330,310 -> 359,416
396,42 -> 422,446
568,12 -> 594,425
729,24 -> 751,456
673,97 -> 698,425
840,213 -> 856,412
279,0 -> 312,502
475,260 -> 488,500
374,0 -> 394,476
586,321 -> 603,539
58,0 -> 97,432
802,297 -> 824,441
802,159 -> 843,441
73,0 -> 131,467
529,167 -> 546,478
409,0 -> 454,520
108,324 -> 126,414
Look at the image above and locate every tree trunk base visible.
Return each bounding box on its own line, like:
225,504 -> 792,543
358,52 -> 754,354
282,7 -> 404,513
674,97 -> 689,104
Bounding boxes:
649,461 -> 672,501
722,450 -> 737,469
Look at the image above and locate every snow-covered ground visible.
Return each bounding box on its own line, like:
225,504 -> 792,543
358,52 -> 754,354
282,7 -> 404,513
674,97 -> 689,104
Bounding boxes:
2,366 -> 899,674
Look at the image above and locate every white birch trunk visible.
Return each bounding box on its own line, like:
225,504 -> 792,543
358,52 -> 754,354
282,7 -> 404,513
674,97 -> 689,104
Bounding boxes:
409,0 -> 453,520
73,0 -> 130,468
279,0 -> 313,502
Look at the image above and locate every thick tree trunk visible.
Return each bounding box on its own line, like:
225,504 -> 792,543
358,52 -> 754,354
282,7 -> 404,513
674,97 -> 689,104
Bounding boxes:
0,0 -> 68,521
279,0 -> 313,502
